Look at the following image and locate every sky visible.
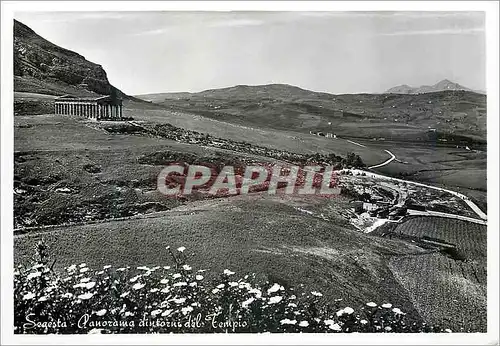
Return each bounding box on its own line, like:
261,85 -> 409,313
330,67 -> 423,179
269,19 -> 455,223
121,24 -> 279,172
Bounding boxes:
14,11 -> 486,95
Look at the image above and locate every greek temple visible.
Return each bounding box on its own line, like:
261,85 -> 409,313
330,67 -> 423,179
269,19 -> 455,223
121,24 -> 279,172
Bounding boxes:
54,95 -> 123,120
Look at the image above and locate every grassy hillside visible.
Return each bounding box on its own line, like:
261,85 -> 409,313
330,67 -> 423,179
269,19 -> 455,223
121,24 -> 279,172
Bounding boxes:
137,84 -> 486,144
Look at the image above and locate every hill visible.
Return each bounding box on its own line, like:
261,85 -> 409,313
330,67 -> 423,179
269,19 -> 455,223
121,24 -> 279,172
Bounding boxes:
136,83 -> 487,143
386,79 -> 481,94
13,19 -> 126,98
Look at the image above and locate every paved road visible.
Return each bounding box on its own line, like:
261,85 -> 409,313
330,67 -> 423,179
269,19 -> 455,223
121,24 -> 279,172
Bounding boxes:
407,209 -> 487,225
368,150 -> 396,169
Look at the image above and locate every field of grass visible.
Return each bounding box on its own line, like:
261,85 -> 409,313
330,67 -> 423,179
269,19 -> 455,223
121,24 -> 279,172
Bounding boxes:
389,252 -> 486,332
14,193 -> 426,323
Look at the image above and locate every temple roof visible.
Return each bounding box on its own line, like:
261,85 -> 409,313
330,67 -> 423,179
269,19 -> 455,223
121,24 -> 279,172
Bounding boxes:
55,94 -> 121,103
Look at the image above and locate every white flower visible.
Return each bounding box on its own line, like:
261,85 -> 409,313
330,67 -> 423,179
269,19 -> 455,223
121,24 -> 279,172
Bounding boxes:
163,266 -> 171,270
160,278 -> 169,284
217,284 -> 225,289
182,265 -> 192,271
97,271 -> 104,275
80,277 -> 90,283
151,309 -> 162,317
137,266 -> 151,271
161,309 -> 173,317
172,273 -> 182,279
384,326 -> 392,331
79,263 -> 87,268
366,302 -> 377,308
103,265 -> 112,269
223,269 -> 235,276
150,288 -> 159,293
129,275 -> 141,283
229,282 -> 239,287
120,292 -> 130,298
73,283 -> 86,289
95,309 -> 107,316
85,282 -> 96,290
324,319 -> 334,325
360,319 -> 368,325
77,292 -> 94,300
267,283 -> 281,294
195,275 -> 203,281
116,267 -> 127,272
248,288 -> 262,298
329,323 -> 342,331
161,287 -> 170,293
62,293 -> 73,299
23,292 -> 35,300
177,246 -> 186,252
280,318 -> 297,325
382,303 -> 392,309
268,296 -> 283,304
189,282 -> 197,287
392,308 -> 404,315
311,291 -> 323,297
445,328 -> 452,333
172,297 -> 186,304
27,272 -> 42,280
288,303 -> 297,308
343,307 -> 354,315
173,282 -> 187,287
289,295 -> 297,300
181,306 -> 193,315
298,321 -> 309,327
242,297 -> 255,308
80,267 -> 89,273
132,283 -> 145,290
212,288 -> 220,294
124,311 -> 134,317
67,264 -> 77,271
38,296 -> 48,302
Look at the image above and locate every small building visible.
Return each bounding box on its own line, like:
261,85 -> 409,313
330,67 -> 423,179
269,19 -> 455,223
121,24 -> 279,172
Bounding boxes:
363,202 -> 379,212
54,94 -> 123,120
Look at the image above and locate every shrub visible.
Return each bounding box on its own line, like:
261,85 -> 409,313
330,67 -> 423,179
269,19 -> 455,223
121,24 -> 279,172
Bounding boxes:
14,242 -> 450,334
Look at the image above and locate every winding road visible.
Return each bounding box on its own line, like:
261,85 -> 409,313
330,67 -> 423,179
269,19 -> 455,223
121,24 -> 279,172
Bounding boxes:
368,150 -> 396,169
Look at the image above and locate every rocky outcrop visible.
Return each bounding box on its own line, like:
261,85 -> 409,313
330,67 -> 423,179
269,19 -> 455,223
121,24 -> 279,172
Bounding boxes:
14,19 -> 126,97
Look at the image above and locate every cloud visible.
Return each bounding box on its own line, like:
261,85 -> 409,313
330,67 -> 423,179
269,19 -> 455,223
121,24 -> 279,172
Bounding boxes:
378,27 -> 484,36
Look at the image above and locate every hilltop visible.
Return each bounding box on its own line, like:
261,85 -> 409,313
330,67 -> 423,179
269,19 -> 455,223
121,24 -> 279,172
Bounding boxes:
386,79 -> 483,94
14,20 -> 126,98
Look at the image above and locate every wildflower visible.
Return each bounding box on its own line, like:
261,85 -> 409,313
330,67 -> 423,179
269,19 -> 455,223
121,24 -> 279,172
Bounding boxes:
150,288 -> 159,293
124,311 -> 134,317
137,266 -> 151,271
80,267 -> 89,273
384,326 -> 392,332
229,282 -> 239,287
242,297 -> 255,308
248,288 -> 262,298
360,319 -> 368,325
129,275 -> 141,283
172,273 -> 182,279
191,302 -> 199,307
161,309 -> 173,317
151,309 -> 163,317
298,321 -> 309,327
62,293 -> 74,299
27,272 -> 42,280
163,266 -> 171,270
336,309 -> 345,317
195,275 -> 204,281
217,284 -> 225,289
132,283 -> 145,290
223,269 -> 235,276
38,296 -> 48,302
103,265 -> 112,270
173,282 -> 187,287
212,288 -> 220,294
67,264 -> 77,272
280,319 -> 297,325
381,303 -> 392,309
366,302 -> 377,308
181,306 -> 193,315
329,323 -> 342,331
77,292 -> 94,300
73,283 -> 86,289
177,246 -> 186,252
97,271 -> 104,275
268,296 -> 283,304
343,307 -> 354,315
172,297 -> 186,304
445,329 -> 452,333
120,292 -> 130,298
289,295 -> 297,300
116,267 -> 127,272
95,309 -> 107,316
79,263 -> 87,268
85,282 -> 96,290
161,287 -> 170,293
80,277 -> 91,283
267,283 -> 281,294
288,303 -> 297,308
311,291 -> 323,297
160,278 -> 169,284
324,319 -> 334,325
392,308 -> 404,315
182,265 -> 192,271
189,282 -> 197,287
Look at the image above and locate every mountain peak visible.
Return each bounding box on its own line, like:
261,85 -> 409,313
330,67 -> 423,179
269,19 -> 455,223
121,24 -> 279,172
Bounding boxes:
386,79 -> 476,94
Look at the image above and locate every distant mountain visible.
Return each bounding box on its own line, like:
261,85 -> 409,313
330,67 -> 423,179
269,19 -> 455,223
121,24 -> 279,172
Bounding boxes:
13,19 -> 127,98
386,79 -> 482,94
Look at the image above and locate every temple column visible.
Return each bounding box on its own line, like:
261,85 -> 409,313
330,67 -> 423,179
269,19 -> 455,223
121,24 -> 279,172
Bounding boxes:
70,103 -> 74,115
119,105 -> 123,118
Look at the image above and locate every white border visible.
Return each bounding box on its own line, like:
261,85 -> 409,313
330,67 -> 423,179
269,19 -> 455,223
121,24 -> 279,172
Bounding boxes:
1,1 -> 499,345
